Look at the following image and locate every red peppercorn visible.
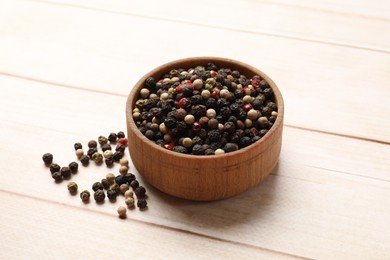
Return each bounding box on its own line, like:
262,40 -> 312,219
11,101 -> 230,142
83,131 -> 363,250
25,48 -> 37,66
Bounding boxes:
118,138 -> 128,145
192,122 -> 202,132
164,143 -> 175,150
243,104 -> 252,112
210,70 -> 217,77
211,90 -> 219,100
176,84 -> 183,93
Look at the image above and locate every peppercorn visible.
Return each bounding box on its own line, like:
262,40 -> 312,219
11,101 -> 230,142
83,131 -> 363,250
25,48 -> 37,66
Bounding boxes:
110,183 -> 120,194
119,166 -> 129,175
105,157 -> 114,167
124,190 -> 134,199
134,186 -> 146,197
137,198 -> 148,209
80,190 -> 90,202
92,152 -> 103,164
107,189 -> 118,201
75,149 -> 84,158
98,136 -> 108,146
94,190 -> 105,203
117,206 -> 127,218
74,142 -> 82,150
87,148 -> 98,158
49,163 -> 60,174
116,131 -> 125,139
239,136 -> 252,148
215,149 -> 225,155
88,140 -> 97,148
101,144 -> 111,152
208,130 -> 221,142
60,167 -> 71,179
124,173 -> 136,184
108,132 -> 117,143
115,144 -> 126,153
129,180 -> 139,189
125,197 -> 135,208
120,184 -> 130,195
67,181 -> 78,194
145,130 -> 155,140
99,178 -> 110,190
68,161 -> 78,173
115,174 -> 127,186
51,171 -> 62,182
223,143 -> 239,153
92,182 -> 104,191
105,173 -> 115,184
42,153 -> 53,165
112,151 -> 124,162
103,150 -> 113,159
80,154 -> 90,165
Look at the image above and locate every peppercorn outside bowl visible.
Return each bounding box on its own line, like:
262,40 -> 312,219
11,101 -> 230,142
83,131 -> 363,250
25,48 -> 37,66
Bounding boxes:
126,57 -> 284,201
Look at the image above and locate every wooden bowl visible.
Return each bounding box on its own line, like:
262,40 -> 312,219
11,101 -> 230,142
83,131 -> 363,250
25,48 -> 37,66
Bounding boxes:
126,57 -> 284,201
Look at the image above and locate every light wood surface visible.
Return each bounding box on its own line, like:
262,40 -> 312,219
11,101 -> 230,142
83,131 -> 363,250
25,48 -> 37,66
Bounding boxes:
0,0 -> 389,259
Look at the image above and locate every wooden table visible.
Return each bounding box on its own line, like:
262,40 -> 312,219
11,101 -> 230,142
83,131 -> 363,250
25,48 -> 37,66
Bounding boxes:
1,0 -> 389,259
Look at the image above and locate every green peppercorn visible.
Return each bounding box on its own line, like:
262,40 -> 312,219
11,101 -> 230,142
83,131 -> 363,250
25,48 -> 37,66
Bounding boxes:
80,190 -> 90,202
80,155 -> 89,165
68,161 -> 78,173
117,206 -> 127,218
94,189 -> 105,203
49,163 -> 60,174
92,152 -> 103,164
60,166 -> 71,179
137,198 -> 147,209
67,181 -> 78,194
98,136 -> 108,146
88,140 -> 97,148
42,153 -> 53,165
92,182 -> 104,192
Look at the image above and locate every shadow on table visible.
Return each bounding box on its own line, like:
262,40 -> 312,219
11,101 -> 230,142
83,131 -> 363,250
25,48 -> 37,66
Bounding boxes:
146,162 -> 282,230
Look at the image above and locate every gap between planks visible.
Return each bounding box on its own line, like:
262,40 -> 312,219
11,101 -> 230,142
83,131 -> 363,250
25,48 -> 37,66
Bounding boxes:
25,0 -> 390,54
0,188 -> 311,260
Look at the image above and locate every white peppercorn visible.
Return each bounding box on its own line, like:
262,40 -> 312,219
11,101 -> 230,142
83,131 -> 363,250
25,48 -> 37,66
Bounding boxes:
117,206 -> 127,218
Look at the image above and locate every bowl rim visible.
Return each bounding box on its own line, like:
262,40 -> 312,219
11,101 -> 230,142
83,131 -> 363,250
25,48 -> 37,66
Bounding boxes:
126,56 -> 284,161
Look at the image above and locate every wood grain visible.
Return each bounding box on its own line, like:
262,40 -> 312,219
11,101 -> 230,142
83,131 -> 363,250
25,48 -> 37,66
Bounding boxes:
0,0 -> 389,259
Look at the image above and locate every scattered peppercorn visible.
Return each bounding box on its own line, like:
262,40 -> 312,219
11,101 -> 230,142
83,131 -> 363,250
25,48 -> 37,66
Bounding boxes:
115,174 -> 127,186
119,158 -> 129,167
92,152 -> 103,164
119,184 -> 130,195
134,186 -> 146,197
112,151 -> 124,162
88,140 -> 97,148
75,149 -> 84,158
42,153 -> 53,165
74,142 -> 82,150
101,178 -> 110,190
87,148 -> 98,159
107,189 -> 118,201
125,197 -> 135,208
50,163 -> 61,174
67,181 -> 78,194
106,173 -> 116,184
117,131 -> 125,139
51,171 -> 62,182
80,155 -> 90,165
117,206 -> 127,218
108,132 -> 117,143
80,190 -> 90,202
137,198 -> 148,209
101,143 -> 112,152
68,161 -> 78,173
60,166 -> 71,179
124,190 -> 134,199
110,183 -> 120,194
94,189 -> 105,203
105,157 -> 114,167
98,136 -> 108,146
92,182 -> 104,192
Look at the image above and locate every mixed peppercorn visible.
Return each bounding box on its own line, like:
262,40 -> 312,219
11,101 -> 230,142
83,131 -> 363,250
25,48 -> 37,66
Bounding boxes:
133,63 -> 278,155
42,131 -> 148,219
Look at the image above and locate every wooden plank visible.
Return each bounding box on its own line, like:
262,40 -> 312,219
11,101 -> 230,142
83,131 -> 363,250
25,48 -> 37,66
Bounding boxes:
32,0 -> 390,51
0,77 -> 389,259
0,191 -> 292,259
0,1 -> 389,142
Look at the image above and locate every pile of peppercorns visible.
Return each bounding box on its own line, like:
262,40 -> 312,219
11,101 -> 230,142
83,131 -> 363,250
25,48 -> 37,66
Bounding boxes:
42,131 -> 147,219
133,63 -> 278,155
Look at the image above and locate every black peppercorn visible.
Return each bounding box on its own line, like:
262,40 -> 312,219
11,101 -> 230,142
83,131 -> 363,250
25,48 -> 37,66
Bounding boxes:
101,178 -> 110,190
224,122 -> 236,134
74,142 -> 82,150
80,154 -> 90,165
94,190 -> 105,203
124,173 -> 136,184
42,153 -> 53,165
60,167 -> 71,179
115,143 -> 126,152
223,143 -> 239,153
88,140 -> 97,148
137,198 -> 148,209
145,76 -> 156,88
207,130 -> 221,142
105,157 -> 114,167
191,105 -> 207,118
117,131 -> 126,139
101,143 -> 111,152
87,147 -> 98,158
239,136 -> 252,148
115,174 -> 127,186
134,186 -> 146,197
108,132 -> 117,143
130,180 -> 139,189
107,189 -> 118,201
68,161 -> 78,173
164,116 -> 177,129
112,151 -> 124,162
49,163 -> 61,174
92,182 -> 104,192
173,145 -> 188,154
51,171 -> 62,182
192,144 -> 205,155
145,130 -> 155,140
219,106 -> 231,118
